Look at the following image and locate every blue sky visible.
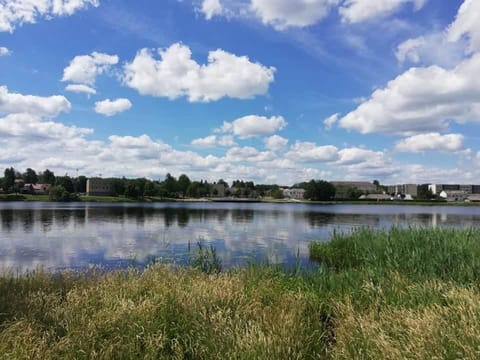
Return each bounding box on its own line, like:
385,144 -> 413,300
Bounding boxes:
0,0 -> 478,185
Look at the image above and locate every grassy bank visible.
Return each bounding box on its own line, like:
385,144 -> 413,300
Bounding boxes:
2,228 -> 480,359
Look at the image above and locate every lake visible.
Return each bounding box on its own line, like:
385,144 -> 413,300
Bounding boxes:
1,202 -> 480,273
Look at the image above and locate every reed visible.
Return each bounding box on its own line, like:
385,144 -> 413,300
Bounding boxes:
1,228 -> 480,359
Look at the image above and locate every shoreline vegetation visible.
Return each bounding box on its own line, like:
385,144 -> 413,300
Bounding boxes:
2,228 -> 480,358
0,192 -> 479,206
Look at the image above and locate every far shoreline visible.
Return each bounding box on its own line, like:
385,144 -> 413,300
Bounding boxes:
1,193 -> 480,206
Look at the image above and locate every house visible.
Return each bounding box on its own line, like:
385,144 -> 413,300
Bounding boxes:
439,190 -> 468,202
21,183 -> 51,195
387,184 -> 418,197
283,188 -> 305,200
360,194 -> 392,201
86,178 -> 113,196
332,181 -> 377,193
210,183 -> 227,197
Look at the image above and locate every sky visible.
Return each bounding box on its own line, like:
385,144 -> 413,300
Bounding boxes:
0,0 -> 478,186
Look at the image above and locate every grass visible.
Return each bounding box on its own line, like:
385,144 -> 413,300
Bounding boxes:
1,228 -> 480,358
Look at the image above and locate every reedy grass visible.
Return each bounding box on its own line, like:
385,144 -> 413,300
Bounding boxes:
2,228 -> 480,359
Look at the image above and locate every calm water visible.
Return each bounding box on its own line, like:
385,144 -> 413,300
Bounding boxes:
1,202 -> 480,273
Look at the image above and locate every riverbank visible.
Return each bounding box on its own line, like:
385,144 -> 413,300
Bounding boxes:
1,193 -> 479,206
1,228 -> 480,358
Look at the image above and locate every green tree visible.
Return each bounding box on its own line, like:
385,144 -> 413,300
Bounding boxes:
55,176 -> 74,193
304,180 -> 336,201
40,169 -> 56,185
23,168 -> 38,184
143,181 -> 156,197
177,174 -> 191,198
49,185 -> 71,201
163,173 -> 178,197
3,167 -> 15,192
124,183 -> 140,199
271,188 -> 284,199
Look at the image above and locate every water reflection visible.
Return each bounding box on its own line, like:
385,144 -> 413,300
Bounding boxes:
1,202 -> 480,273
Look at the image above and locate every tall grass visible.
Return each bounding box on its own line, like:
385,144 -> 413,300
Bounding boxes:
1,228 -> 480,358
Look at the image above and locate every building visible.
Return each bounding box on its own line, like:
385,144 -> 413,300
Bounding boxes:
283,188 -> 305,200
360,194 -> 392,201
332,181 -> 377,193
387,184 -> 418,197
21,183 -> 51,195
428,184 -> 480,195
86,178 -> 113,196
210,183 -> 227,197
439,190 -> 468,202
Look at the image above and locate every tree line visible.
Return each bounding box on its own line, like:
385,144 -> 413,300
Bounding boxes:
1,167 -> 394,201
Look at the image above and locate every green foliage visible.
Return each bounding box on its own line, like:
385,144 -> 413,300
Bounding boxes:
177,174 -> 191,197
3,229 -> 480,358
48,185 -> 76,202
270,188 -> 284,199
304,179 -> 336,201
55,176 -> 74,193
3,167 -> 15,192
190,242 -> 222,274
23,168 -> 38,184
40,169 -> 56,185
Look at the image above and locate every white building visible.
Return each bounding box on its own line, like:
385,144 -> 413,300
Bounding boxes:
282,188 -> 305,200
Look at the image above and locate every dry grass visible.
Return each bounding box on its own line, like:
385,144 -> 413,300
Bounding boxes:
2,228 -> 480,359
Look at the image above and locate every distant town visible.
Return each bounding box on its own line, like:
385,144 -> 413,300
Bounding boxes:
1,167 -> 480,203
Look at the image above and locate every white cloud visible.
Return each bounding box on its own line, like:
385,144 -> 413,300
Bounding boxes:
62,51 -> 118,86
250,0 -> 339,30
340,53 -> 480,135
217,115 -> 287,138
395,133 -> 464,152
226,146 -> 275,163
339,0 -> 427,23
0,85 -> 71,117
94,98 -> 132,117
336,147 -> 387,165
0,0 -> 99,33
123,43 -> 275,102
323,113 -> 339,130
264,135 -> 288,151
201,0 -> 223,19
191,135 -> 236,148
0,113 -> 92,139
65,84 -> 96,95
0,47 -> 11,56
286,141 -> 339,162
447,0 -> 480,53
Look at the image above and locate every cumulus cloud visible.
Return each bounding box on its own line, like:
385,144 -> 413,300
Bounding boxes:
0,47 -> 11,56
200,0 -> 223,19
339,0 -> 427,23
123,43 -> 275,102
0,0 -> 99,33
0,86 -> 71,117
395,133 -> 464,152
264,135 -> 288,151
323,113 -> 339,130
0,113 -> 92,139
94,98 -> 132,117
447,0 -> 480,53
217,115 -> 287,138
62,51 -> 118,86
340,53 -> 480,135
65,84 -> 96,95
191,135 -> 236,148
226,146 -> 275,163
286,141 -> 339,162
395,34 -> 466,67
250,0 -> 339,30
